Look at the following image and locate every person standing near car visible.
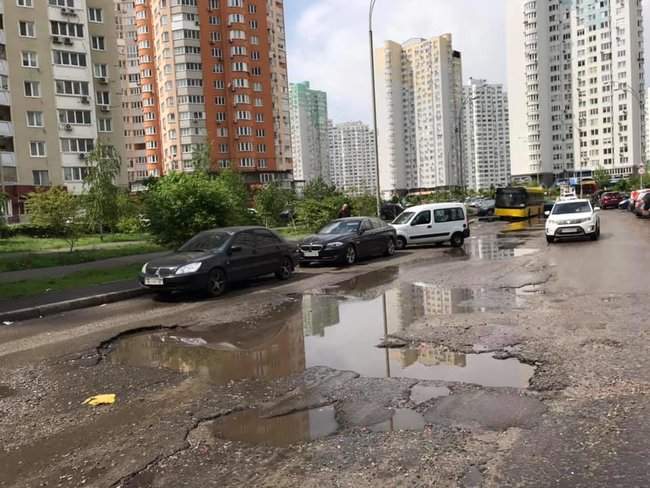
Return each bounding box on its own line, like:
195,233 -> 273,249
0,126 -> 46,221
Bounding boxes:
338,203 -> 351,219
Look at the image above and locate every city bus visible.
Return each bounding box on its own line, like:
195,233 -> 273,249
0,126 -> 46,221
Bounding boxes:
495,187 -> 546,219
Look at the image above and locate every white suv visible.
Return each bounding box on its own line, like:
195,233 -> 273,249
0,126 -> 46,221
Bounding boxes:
545,199 -> 600,243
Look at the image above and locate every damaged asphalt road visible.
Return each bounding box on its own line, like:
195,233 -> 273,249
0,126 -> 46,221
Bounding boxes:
2,212 -> 650,487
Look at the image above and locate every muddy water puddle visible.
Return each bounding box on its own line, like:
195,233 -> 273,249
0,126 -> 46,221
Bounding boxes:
108,282 -> 534,388
460,238 -> 540,261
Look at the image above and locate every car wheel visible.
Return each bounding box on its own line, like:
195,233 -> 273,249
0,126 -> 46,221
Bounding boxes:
343,245 -> 357,265
395,236 -> 407,250
275,257 -> 293,280
385,238 -> 396,257
546,235 -> 555,244
450,232 -> 465,248
206,268 -> 227,298
590,227 -> 600,241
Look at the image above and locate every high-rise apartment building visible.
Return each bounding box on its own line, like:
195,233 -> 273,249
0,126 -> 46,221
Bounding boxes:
462,79 -> 511,190
374,34 -> 463,197
507,0 -> 645,183
289,81 -> 329,183
133,0 -> 291,185
328,120 -> 377,195
0,0 -> 127,221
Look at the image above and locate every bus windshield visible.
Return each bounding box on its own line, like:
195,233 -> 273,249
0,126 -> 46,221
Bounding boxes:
496,189 -> 527,209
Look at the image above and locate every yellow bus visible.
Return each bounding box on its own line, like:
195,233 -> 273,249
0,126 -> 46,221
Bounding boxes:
495,187 -> 545,219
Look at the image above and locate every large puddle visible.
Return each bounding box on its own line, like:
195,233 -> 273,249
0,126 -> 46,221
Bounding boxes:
108,280 -> 534,389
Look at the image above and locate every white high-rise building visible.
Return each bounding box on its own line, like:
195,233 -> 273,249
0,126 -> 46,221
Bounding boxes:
462,79 -> 511,190
507,0 -> 645,183
328,120 -> 377,195
289,81 -> 330,183
374,34 -> 463,196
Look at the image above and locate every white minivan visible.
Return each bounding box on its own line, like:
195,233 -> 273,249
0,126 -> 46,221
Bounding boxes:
390,202 -> 470,249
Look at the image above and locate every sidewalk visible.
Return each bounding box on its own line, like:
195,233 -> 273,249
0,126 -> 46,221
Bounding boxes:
0,251 -> 167,283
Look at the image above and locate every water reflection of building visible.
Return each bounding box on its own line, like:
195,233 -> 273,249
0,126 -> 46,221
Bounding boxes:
110,312 -> 306,385
302,295 -> 340,337
389,344 -> 466,368
466,238 -> 515,261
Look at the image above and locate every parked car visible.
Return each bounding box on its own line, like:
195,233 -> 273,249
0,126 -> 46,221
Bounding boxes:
475,199 -> 496,217
618,198 -> 631,210
633,190 -> 650,215
599,192 -> 625,209
380,203 -> 404,222
637,192 -> 650,218
390,202 -> 470,249
298,217 -> 396,266
629,189 -> 650,212
545,199 -> 600,243
139,227 -> 297,297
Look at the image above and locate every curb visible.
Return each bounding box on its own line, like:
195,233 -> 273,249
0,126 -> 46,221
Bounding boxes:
0,287 -> 151,323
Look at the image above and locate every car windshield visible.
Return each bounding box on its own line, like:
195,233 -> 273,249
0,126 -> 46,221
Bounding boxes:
392,211 -> 415,225
496,190 -> 527,208
178,231 -> 229,252
318,220 -> 361,235
552,202 -> 592,215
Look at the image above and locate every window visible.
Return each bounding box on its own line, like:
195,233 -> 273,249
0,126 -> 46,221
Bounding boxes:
55,79 -> 89,96
63,166 -> 90,181
26,111 -> 43,127
58,109 -> 91,125
98,118 -> 112,132
411,211 -> 431,226
29,141 -> 46,157
24,80 -> 40,97
53,50 -> 87,67
91,36 -> 105,50
49,0 -> 74,6
96,91 -> 110,105
60,138 -> 94,153
50,21 -> 83,37
32,170 -> 49,186
17,0 -> 33,7
231,231 -> 255,251
253,229 -> 282,246
88,7 -> 103,22
21,51 -> 38,68
93,64 -> 108,78
434,208 -> 465,223
0,75 -> 8,91
18,21 -> 35,37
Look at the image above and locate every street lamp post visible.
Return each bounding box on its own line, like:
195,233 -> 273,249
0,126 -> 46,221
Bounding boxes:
369,0 -> 382,216
456,81 -> 484,194
612,82 -> 644,184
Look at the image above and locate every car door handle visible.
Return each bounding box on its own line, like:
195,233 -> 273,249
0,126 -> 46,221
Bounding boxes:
427,225 -> 432,228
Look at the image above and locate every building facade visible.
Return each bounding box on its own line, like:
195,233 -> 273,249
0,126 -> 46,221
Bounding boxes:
374,34 -> 463,197
289,81 -> 329,183
462,79 -> 511,190
0,0 -> 127,221
134,0 -> 292,185
328,120 -> 377,195
507,0 -> 645,183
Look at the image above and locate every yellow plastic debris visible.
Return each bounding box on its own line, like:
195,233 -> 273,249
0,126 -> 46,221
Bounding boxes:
82,394 -> 116,406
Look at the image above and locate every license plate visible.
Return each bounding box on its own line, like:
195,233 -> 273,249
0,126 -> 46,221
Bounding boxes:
303,251 -> 319,257
145,277 -> 164,286
559,228 -> 578,234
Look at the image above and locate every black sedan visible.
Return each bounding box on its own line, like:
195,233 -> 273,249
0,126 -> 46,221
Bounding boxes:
140,226 -> 297,297
299,217 -> 397,266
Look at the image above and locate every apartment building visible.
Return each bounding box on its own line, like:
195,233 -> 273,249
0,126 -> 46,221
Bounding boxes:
0,0 -> 127,221
328,120 -> 377,195
289,81 -> 329,183
374,34 -> 463,197
462,79 -> 511,190
134,0 -> 292,185
507,0 -> 645,183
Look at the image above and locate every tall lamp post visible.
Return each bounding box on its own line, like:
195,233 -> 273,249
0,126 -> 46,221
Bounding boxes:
456,87 -> 483,194
369,0 -> 382,216
612,82 -> 644,187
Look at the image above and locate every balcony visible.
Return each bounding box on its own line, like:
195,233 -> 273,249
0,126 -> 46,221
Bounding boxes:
0,151 -> 16,167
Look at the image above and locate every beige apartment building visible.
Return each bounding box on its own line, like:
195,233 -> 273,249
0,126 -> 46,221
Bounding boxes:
0,0 -> 127,221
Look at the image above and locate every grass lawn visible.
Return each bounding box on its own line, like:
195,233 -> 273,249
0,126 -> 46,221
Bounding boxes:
0,243 -> 164,273
0,263 -> 143,300
0,233 -> 150,254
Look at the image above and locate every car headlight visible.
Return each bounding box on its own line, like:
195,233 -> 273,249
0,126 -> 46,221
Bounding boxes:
326,242 -> 345,249
141,263 -> 148,274
175,262 -> 202,275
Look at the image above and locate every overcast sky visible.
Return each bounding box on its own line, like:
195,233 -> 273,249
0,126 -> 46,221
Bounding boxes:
285,0 -> 650,125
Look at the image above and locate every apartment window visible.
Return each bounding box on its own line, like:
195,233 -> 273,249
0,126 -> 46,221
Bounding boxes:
18,21 -> 35,37
250,35 -> 259,45
248,4 -> 256,13
21,51 -> 38,68
58,109 -> 91,125
52,50 -> 87,67
214,80 -> 225,89
253,82 -> 262,92
29,141 -> 46,157
49,0 -> 74,6
55,79 -> 89,96
240,158 -> 254,168
63,166 -> 90,181
0,75 -> 8,91
229,30 -> 245,40
91,36 -> 105,50
215,96 -> 225,105
24,80 -> 40,97
88,7 -> 103,23
26,111 -> 43,127
32,170 -> 49,186
209,0 -> 219,8
228,13 -> 244,24
17,0 -> 33,7
98,118 -> 112,132
50,21 -> 83,37
249,20 -> 258,30
227,0 -> 242,6
232,62 -> 248,72
255,113 -> 264,123
60,138 -> 93,153
96,91 -> 110,105
93,63 -> 108,78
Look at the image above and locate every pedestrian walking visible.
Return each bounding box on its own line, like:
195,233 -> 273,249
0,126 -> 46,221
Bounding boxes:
337,203 -> 351,219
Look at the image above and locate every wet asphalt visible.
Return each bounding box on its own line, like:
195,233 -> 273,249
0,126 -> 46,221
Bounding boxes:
2,211 -> 650,487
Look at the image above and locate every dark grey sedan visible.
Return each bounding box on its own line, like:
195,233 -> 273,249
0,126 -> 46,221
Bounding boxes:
140,227 -> 297,297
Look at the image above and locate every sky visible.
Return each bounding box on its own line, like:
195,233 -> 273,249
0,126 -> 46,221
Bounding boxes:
285,0 -> 650,125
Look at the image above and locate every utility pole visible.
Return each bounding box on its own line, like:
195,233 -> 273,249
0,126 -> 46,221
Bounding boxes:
368,0 -> 382,217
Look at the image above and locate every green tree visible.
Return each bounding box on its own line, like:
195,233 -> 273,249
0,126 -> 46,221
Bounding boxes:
26,187 -> 82,252
256,182 -> 295,227
191,143 -> 213,173
83,143 -> 122,239
302,177 -> 342,200
143,172 -> 238,247
592,166 -> 611,190
215,170 -> 255,224
295,195 -> 346,233
349,194 -> 378,217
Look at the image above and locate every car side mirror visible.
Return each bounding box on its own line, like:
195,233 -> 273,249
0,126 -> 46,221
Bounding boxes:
544,210 -> 551,217
358,228 -> 366,235
229,245 -> 243,255
594,207 -> 601,212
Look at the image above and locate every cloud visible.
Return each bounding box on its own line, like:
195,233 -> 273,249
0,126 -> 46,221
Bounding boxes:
286,0 -> 507,124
